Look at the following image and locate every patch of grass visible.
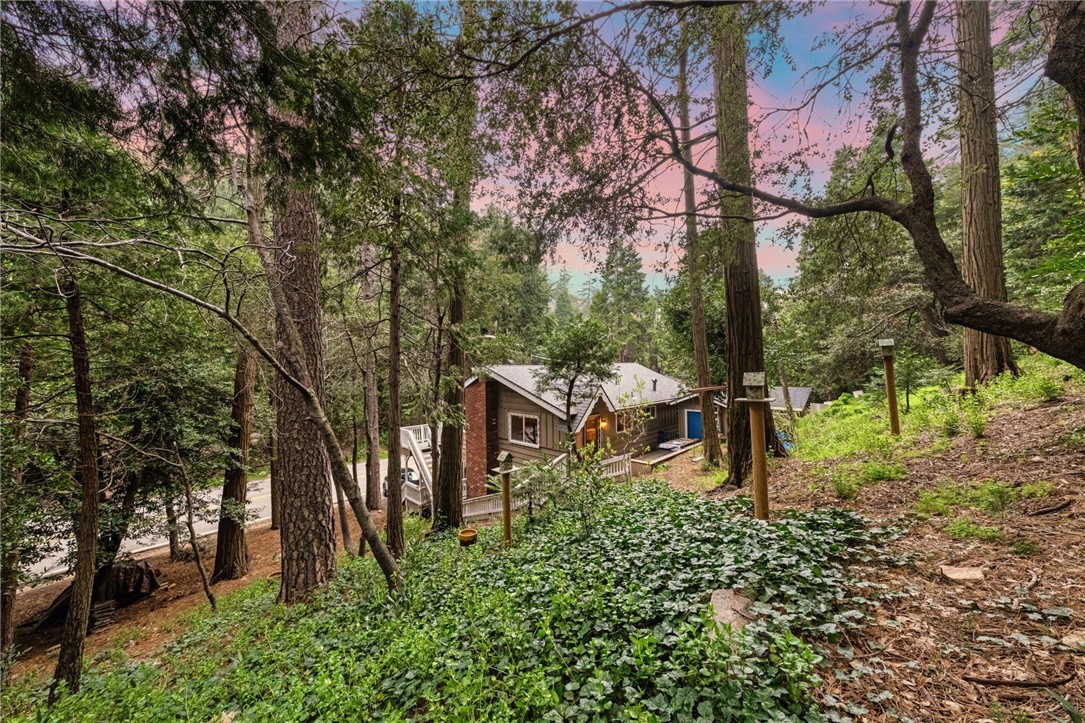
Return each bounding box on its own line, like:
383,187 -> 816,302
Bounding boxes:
4,482 -> 891,722
916,479 -> 1053,518
860,460 -> 907,482
944,519 -> 1001,541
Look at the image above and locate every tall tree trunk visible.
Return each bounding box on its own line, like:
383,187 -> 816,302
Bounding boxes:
433,259 -> 466,531
1,346 -> 32,680
386,197 -> 405,558
50,278 -> 100,702
334,477 -> 354,556
266,1 -> 337,601
178,451 -> 216,613
957,0 -> 1018,386
240,169 -> 402,592
213,348 -> 255,582
678,23 -> 722,467
712,6 -> 782,486
271,184 -> 337,601
362,250 -> 383,514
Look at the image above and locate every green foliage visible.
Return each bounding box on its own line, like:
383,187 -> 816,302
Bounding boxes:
916,480 -> 1052,518
859,461 -> 906,483
944,519 -> 1001,542
7,483 -> 892,722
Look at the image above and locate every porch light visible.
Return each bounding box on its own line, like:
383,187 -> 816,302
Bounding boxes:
599,417 -> 608,429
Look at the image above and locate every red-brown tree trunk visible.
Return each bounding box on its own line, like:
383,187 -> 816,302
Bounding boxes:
678,23 -> 723,467
957,0 -> 1018,386
213,348 -> 255,582
50,278 -> 100,701
268,2 -> 337,602
712,6 -> 782,486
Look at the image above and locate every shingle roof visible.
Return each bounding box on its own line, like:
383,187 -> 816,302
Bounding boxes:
477,363 -> 687,428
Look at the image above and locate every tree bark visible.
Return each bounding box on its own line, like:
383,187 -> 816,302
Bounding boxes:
239,168 -> 403,592
266,1 -> 338,602
362,252 -> 383,513
179,451 -> 216,613
50,278 -> 100,702
386,198 -> 405,558
956,0 -> 1017,386
678,22 -> 722,467
91,476 -> 138,605
1042,2 -> 1085,181
433,262 -> 466,531
212,348 -> 255,582
1,345 -> 32,680
712,6 -> 782,486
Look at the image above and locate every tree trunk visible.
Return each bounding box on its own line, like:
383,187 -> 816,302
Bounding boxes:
712,6 -> 782,486
50,278 -> 100,702
240,169 -> 403,592
386,200 -> 405,558
678,23 -> 722,467
271,185 -> 338,602
1042,2 -> 1085,182
433,267 -> 466,531
1,346 -> 32,680
957,0 -> 1017,386
362,287 -> 382,513
179,453 -> 216,613
212,348 -> 255,582
165,497 -> 181,560
91,476 -> 139,605
334,477 -> 354,556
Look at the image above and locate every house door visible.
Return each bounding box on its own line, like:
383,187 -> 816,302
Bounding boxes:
686,410 -> 703,440
584,415 -> 600,447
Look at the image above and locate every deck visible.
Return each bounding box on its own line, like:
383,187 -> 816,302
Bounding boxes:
631,439 -> 701,472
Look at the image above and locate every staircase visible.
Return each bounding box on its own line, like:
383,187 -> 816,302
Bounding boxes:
399,425 -> 435,515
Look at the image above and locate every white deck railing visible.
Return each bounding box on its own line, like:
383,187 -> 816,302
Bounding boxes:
402,424 -> 431,450
599,453 -> 632,481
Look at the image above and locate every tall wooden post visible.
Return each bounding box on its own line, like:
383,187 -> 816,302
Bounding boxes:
878,339 -> 901,435
500,469 -> 512,548
740,372 -> 772,521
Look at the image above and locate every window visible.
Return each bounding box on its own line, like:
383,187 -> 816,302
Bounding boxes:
509,412 -> 540,448
617,406 -> 655,433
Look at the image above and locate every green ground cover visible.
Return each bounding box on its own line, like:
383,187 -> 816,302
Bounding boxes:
7,484 -> 890,723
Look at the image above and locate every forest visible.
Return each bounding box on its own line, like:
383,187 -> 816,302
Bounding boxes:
1,1 -> 1084,721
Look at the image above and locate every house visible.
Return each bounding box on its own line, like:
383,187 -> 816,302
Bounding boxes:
462,363 -> 718,497
769,386 -> 813,415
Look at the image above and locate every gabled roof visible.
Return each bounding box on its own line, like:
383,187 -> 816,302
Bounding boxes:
469,363 -> 687,430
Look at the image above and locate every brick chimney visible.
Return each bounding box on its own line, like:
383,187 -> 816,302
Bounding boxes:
464,378 -> 499,498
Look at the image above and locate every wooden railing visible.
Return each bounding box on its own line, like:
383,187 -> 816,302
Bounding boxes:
599,453 -> 632,481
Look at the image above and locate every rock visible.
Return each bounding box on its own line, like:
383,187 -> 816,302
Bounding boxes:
940,565 -> 985,582
1061,631 -> 1085,651
708,589 -> 754,634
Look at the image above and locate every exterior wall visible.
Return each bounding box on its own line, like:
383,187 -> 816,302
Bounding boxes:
675,399 -> 725,440
496,385 -> 565,466
593,401 -> 681,456
464,379 -> 499,498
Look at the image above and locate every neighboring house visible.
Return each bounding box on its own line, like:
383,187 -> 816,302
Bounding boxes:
463,363 -> 717,497
719,386 -> 813,416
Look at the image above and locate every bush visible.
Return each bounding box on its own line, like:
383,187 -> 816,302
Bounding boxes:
860,460 -> 907,483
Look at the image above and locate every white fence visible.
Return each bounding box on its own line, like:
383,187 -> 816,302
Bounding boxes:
600,453 -> 632,481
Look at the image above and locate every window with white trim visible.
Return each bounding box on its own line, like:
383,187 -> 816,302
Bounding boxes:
509,412 -> 540,448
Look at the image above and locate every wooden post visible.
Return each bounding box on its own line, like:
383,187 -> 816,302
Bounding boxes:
740,372 -> 771,521
500,469 -> 512,549
878,339 -> 900,435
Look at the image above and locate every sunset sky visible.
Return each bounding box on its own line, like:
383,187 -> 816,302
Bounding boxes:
535,2 -> 890,296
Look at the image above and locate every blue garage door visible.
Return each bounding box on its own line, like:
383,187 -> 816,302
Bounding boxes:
686,410 -> 703,440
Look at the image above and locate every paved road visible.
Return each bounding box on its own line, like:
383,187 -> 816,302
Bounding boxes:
32,459 -> 389,579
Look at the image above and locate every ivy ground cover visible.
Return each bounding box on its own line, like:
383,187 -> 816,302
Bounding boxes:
11,482 -> 888,722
